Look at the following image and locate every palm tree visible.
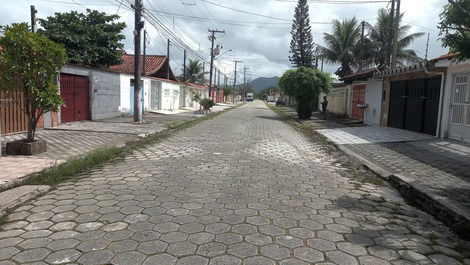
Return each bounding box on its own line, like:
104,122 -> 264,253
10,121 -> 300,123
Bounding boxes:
320,17 -> 362,77
182,59 -> 204,83
368,8 -> 425,69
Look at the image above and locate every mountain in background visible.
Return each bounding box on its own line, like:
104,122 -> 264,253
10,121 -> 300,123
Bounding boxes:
246,76 -> 279,93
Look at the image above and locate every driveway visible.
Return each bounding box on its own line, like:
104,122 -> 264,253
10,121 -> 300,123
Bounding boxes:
0,101 -> 467,265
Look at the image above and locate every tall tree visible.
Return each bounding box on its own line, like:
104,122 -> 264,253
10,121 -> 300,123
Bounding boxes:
439,0 -> 470,61
39,9 -> 126,68
320,18 -> 362,77
182,59 -> 204,83
369,8 -> 424,68
289,0 -> 315,68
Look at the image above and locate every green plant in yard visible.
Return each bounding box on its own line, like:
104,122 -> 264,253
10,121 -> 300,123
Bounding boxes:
39,9 -> 126,68
200,98 -> 215,113
439,0 -> 470,61
0,23 -> 66,142
279,67 -> 331,119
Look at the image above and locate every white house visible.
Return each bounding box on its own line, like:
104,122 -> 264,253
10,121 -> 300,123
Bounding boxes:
110,53 -> 188,114
433,54 -> 470,143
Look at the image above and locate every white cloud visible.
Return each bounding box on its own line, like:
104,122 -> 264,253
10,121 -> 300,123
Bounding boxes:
0,0 -> 450,80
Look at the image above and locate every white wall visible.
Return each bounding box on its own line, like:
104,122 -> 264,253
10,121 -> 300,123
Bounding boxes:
364,79 -> 383,125
438,60 -> 470,141
119,74 -> 151,114
161,81 -> 181,111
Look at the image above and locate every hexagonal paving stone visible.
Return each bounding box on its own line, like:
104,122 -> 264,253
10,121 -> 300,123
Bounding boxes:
215,233 -> 243,245
245,233 -> 273,246
176,255 -> 208,265
45,249 -> 81,264
77,239 -> 110,252
260,244 -> 291,260
143,253 -> 177,265
154,222 -> 180,233
280,258 -> 310,265
160,232 -> 188,243
326,251 -> 358,265
197,242 -> 226,257
205,223 -> 231,234
228,242 -> 258,258
167,242 -> 197,257
179,223 -> 205,233
13,248 -> 51,263
0,247 -> 20,260
337,242 -> 368,256
78,250 -> 114,265
111,251 -> 146,265
109,239 -> 139,252
47,239 -> 80,251
188,232 -> 215,244
244,256 -> 275,265
209,255 -> 241,265
293,247 -> 324,263
137,240 -> 168,255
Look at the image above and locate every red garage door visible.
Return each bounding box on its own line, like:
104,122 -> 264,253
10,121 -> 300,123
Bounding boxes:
60,74 -> 90,123
351,84 -> 366,121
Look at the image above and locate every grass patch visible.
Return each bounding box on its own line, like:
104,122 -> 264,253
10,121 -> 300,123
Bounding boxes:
267,103 -> 385,186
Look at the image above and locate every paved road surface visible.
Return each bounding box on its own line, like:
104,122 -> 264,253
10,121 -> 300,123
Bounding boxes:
0,101 -> 467,265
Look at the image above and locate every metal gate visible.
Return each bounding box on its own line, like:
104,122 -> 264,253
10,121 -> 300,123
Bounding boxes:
388,78 -> 441,135
351,84 -> 366,121
60,74 -> 90,123
179,86 -> 185,108
448,73 -> 470,142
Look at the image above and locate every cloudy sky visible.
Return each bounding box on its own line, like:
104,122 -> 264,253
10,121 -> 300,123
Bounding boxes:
0,0 -> 449,83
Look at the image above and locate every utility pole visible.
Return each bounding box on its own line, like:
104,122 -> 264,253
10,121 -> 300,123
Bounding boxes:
208,29 -> 225,99
388,0 -> 396,67
425,32 -> 430,61
202,62 -> 205,83
30,5 -> 37,33
167,39 -> 171,80
183,49 -> 187,82
233,60 -> 242,102
360,21 -> 365,70
391,0 -> 401,68
243,67 -> 248,102
143,30 -> 147,75
132,0 -> 144,123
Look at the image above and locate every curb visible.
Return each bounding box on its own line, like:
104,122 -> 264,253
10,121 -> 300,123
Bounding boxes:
338,145 -> 470,240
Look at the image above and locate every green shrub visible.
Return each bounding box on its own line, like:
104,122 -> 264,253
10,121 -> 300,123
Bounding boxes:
200,98 -> 215,112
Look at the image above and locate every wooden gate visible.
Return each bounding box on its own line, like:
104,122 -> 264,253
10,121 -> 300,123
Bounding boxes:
60,74 -> 90,123
351,84 -> 366,121
0,90 -> 28,135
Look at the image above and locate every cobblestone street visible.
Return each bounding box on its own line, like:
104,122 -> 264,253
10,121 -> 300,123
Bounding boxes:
0,101 -> 468,265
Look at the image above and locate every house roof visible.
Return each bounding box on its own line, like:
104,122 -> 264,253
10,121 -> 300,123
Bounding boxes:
109,54 -> 168,76
340,68 -> 376,82
430,52 -> 459,62
186,82 -> 208,90
148,76 -> 185,85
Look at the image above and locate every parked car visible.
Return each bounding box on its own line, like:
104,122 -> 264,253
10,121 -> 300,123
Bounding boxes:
267,95 -> 275,102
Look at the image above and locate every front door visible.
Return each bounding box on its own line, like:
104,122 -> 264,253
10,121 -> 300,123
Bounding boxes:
351,84 -> 366,121
60,74 -> 90,123
449,73 -> 470,143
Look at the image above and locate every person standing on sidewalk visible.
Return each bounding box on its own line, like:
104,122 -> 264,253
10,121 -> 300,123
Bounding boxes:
321,96 -> 328,120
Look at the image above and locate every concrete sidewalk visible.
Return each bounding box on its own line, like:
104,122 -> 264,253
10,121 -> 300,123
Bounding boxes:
318,125 -> 470,238
0,111 -> 212,190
